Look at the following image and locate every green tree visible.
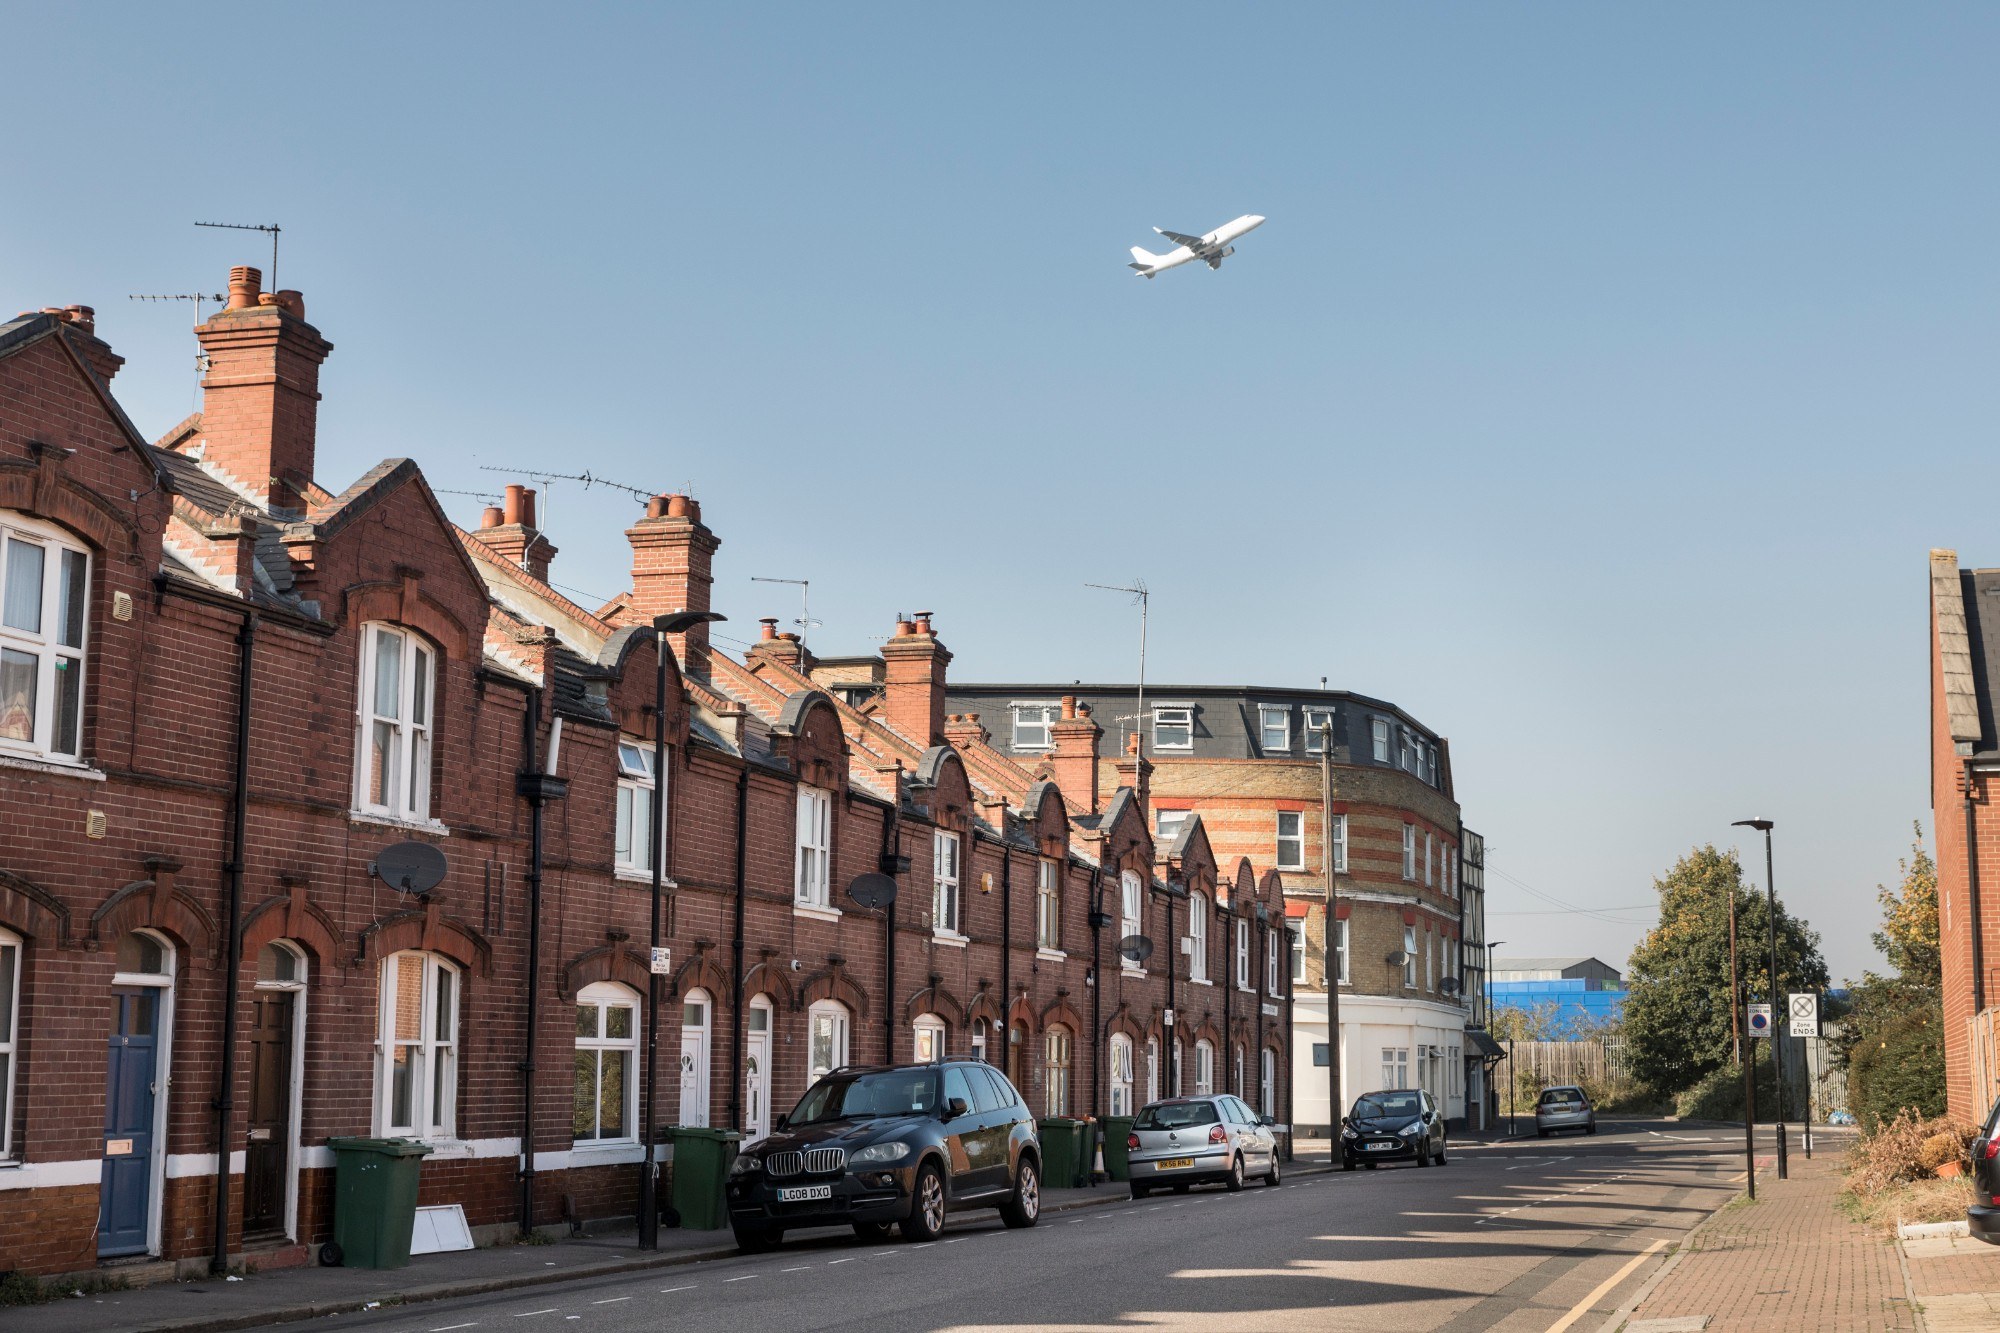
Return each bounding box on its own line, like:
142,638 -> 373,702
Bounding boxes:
1837,825 -> 1944,1126
1623,844 -> 1829,1095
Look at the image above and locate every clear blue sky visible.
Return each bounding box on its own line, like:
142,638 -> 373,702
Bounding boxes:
8,4 -> 1995,982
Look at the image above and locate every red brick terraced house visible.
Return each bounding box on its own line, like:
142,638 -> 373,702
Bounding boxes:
0,270 -> 1295,1280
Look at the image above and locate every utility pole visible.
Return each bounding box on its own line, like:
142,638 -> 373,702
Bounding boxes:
1321,720 -> 1342,1138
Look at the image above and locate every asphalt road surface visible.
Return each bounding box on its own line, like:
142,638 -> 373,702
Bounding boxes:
311,1122 -> 1752,1333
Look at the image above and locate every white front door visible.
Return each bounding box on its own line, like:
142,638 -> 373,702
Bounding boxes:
745,997 -> 772,1141
678,991 -> 711,1128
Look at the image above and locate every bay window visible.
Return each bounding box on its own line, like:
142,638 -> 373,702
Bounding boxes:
355,624 -> 435,821
0,514 -> 89,761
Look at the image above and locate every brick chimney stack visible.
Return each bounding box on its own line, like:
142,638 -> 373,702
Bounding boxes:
748,616 -> 815,673
1049,695 -> 1103,814
1113,730 -> 1153,825
880,611 -> 952,747
625,492 -> 720,677
477,483 -> 558,582
193,265 -> 332,511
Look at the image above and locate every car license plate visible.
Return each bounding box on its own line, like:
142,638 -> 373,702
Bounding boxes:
777,1185 -> 832,1202
1154,1158 -> 1196,1170
1363,1142 -> 1393,1151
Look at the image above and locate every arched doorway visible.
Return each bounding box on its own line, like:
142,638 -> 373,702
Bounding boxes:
101,930 -> 174,1258
246,941 -> 307,1240
745,995 -> 774,1141
679,989 -> 713,1128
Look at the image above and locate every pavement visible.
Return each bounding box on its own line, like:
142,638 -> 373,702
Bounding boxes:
5,1119 -> 1759,1333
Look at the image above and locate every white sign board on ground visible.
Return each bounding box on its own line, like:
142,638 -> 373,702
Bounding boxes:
1789,992 -> 1819,1038
409,1204 -> 474,1255
1747,1003 -> 1772,1038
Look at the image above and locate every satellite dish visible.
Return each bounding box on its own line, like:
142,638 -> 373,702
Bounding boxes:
848,873 -> 898,911
1117,934 -> 1154,964
1439,976 -> 1461,995
1385,950 -> 1408,967
371,841 -> 447,895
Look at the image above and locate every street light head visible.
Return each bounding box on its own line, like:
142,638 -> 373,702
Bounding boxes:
1731,818 -> 1775,833
653,610 -> 727,635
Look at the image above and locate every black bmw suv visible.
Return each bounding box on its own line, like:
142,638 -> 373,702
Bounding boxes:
725,1060 -> 1041,1251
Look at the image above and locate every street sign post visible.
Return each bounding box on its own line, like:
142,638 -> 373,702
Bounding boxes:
1747,1003 -> 1772,1038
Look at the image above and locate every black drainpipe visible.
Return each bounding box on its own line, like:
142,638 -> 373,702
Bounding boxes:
1253,912 -> 1264,1109
1283,924 -> 1296,1160
1087,865 -> 1103,1116
515,686 -> 570,1238
1221,898 -> 1233,1094
210,610 -> 256,1276
1164,891 -> 1177,1094
728,764 -> 749,1131
881,794 -> 901,1065
1968,761 -> 1987,1013
1000,846 -> 1012,1074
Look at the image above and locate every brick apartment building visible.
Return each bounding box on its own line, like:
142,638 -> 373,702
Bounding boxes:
932,683 -> 1488,1134
0,270 -> 1295,1279
1928,548 -> 2000,1124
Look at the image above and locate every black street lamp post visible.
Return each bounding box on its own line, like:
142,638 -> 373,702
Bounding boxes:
1733,818 -> 1786,1182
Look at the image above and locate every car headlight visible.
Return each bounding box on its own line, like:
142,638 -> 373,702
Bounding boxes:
1398,1122 -> 1423,1137
1340,1126 -> 1357,1139
848,1141 -> 912,1166
729,1154 -> 761,1177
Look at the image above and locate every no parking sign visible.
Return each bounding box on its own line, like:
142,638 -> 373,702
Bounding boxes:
1747,1003 -> 1772,1038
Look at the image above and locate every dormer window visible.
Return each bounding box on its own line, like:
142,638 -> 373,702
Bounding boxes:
354,624 -> 435,821
1152,706 -> 1193,751
0,514 -> 89,762
1010,702 -> 1059,752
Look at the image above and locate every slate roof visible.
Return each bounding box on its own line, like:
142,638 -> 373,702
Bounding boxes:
1934,550 -> 1989,756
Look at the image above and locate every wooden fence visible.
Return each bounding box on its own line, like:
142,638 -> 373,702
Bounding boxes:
1491,1038 -> 1627,1102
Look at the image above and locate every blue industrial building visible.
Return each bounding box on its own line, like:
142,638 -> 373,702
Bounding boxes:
1488,957 -> 1627,1035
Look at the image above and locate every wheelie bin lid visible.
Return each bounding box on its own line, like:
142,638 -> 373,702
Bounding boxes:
325,1136 -> 435,1157
657,1126 -> 742,1142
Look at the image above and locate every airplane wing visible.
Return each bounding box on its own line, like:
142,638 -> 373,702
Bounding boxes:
1205,255 -> 1224,270
1155,228 -> 1206,248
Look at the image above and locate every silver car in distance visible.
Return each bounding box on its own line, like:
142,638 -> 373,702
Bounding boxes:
1126,1094 -> 1285,1198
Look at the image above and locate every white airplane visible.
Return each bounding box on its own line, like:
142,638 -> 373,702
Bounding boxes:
1127,214 -> 1266,278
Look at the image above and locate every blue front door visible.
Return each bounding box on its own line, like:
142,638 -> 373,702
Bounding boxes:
99,988 -> 160,1257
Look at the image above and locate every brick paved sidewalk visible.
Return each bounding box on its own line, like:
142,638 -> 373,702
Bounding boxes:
1618,1149 -> 1917,1333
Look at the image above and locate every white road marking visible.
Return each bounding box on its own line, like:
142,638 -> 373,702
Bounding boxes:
827,1257 -> 857,1264
513,1311 -> 558,1319
590,1297 -> 632,1305
781,1266 -> 812,1272
659,1286 -> 696,1293
723,1275 -> 758,1283
1507,1156 -> 1573,1170
944,1238 -> 965,1244
430,1325 -> 479,1331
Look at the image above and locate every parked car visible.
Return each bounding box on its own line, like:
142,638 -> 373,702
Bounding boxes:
1970,1096 -> 2000,1245
725,1060 -> 1040,1251
1126,1093 -> 1284,1197
1340,1089 -> 1447,1169
1534,1085 -> 1597,1138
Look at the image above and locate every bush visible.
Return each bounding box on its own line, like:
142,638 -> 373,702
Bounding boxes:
1844,1110 -> 1976,1197
1848,1004 -> 1945,1131
1673,1055 -> 1801,1122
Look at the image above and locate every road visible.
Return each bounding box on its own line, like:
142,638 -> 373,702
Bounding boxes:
311,1123 -> 1753,1333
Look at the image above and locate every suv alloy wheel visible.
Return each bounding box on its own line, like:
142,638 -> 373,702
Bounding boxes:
901,1161 -> 948,1242
1000,1156 -> 1039,1227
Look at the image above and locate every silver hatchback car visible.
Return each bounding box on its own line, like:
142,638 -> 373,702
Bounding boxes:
1126,1094 -> 1285,1198
1535,1085 -> 1597,1137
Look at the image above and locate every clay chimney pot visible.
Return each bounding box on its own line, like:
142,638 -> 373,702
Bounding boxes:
481,506 -> 504,529
646,494 -> 668,519
1061,694 -> 1077,719
63,305 -> 95,334
275,290 -> 305,319
503,484 -> 525,526
520,487 -> 538,530
914,611 -> 933,635
779,632 -> 800,643
227,265 -> 263,310
895,618 -> 915,637
666,494 -> 691,518
760,618 -> 779,640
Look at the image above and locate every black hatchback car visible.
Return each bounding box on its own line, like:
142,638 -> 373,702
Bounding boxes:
1340,1088 -> 1448,1169
1971,1095 -> 2000,1244
725,1060 -> 1041,1251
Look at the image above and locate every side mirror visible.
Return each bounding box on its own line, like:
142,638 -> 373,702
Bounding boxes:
945,1097 -> 970,1120
1258,1115 -> 1277,1127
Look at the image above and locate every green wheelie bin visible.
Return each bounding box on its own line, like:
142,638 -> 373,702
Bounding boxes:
1036,1117 -> 1086,1189
667,1126 -> 741,1229
1101,1115 -> 1136,1181
324,1137 -> 434,1268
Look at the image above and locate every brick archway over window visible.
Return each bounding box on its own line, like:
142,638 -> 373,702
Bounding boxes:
357,902 -> 490,974
92,867 -> 217,959
560,943 -> 653,1000
240,884 -> 341,964
0,867 -> 70,945
742,959 -> 799,1010
905,979 -> 967,1027
671,950 -> 730,1001
799,960 -> 869,1018
344,578 -> 471,662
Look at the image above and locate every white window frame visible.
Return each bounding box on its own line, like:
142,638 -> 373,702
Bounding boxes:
1036,857 -> 1061,951
1172,1038 -> 1184,1097
913,1012 -> 946,1064
1145,1036 -> 1160,1104
1370,717 -> 1390,763
1010,702 -> 1059,751
0,927 -> 18,1158
932,829 -> 962,936
1336,917 -> 1350,985
806,999 -> 849,1083
1108,1033 -> 1134,1117
1119,870 -> 1143,968
679,988 -> 712,1129
795,786 -> 832,908
1234,1045 -> 1245,1099
1382,1046 -> 1409,1089
0,512 -> 90,763
1187,892 -> 1208,982
1194,1039 -> 1215,1096
354,623 -> 435,822
1154,808 -> 1191,846
575,981 -> 640,1144
1275,811 -> 1304,872
614,739 -> 664,875
1260,1047 -> 1275,1118
1304,708 -> 1334,753
1402,926 -> 1417,989
1290,927 -> 1304,985
1425,831 -> 1434,887
377,951 -> 458,1139
1402,824 -> 1416,880
970,1017 -> 990,1065
1330,813 -> 1348,874
1258,705 -> 1290,753
1152,705 -> 1194,752
1234,918 -> 1250,991
1425,928 -> 1435,991
1268,928 -> 1282,993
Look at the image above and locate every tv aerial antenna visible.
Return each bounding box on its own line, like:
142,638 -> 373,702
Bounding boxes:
195,220 -> 282,289
750,576 -> 820,647
126,292 -> 229,406
475,465 -> 656,532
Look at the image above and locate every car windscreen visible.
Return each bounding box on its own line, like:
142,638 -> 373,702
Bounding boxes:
1351,1092 -> 1419,1119
1134,1101 -> 1219,1129
787,1069 -> 940,1125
